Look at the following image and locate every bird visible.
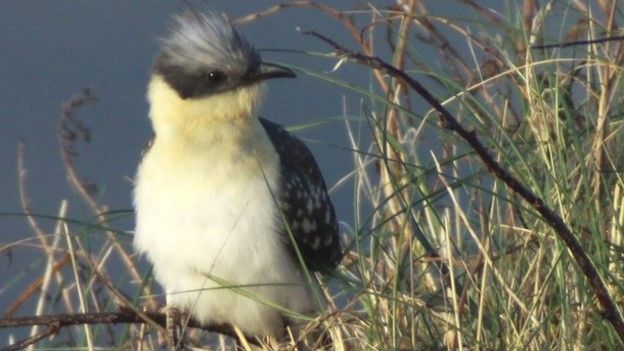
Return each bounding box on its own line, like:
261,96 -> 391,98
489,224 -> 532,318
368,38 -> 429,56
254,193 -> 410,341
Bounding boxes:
133,11 -> 342,338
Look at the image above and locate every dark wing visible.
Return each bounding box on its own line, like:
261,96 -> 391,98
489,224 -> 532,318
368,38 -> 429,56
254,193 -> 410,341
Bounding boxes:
259,118 -> 342,272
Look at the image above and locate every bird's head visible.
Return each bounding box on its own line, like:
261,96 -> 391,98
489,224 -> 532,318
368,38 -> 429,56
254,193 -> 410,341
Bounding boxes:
147,11 -> 295,136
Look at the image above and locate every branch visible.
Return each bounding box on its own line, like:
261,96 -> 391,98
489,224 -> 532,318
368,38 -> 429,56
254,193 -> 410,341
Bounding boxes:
2,323 -> 60,351
301,30 -> 624,342
0,309 -> 260,348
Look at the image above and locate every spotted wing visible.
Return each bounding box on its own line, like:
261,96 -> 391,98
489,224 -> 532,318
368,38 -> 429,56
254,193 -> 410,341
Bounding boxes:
259,118 -> 341,272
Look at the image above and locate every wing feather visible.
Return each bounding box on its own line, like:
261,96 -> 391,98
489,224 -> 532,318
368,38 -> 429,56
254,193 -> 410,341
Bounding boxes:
259,118 -> 341,271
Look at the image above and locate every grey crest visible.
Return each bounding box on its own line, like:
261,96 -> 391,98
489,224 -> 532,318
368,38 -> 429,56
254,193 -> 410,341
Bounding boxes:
157,11 -> 259,78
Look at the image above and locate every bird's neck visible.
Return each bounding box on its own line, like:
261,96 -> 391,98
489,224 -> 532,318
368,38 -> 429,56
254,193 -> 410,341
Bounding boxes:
145,75 -> 275,167
147,75 -> 266,145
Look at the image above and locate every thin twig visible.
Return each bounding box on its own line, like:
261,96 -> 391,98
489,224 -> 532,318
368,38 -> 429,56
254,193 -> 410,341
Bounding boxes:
2,323 -> 60,351
530,35 -> 624,49
3,254 -> 70,317
302,29 -> 624,342
16,143 -> 47,246
233,1 -> 389,92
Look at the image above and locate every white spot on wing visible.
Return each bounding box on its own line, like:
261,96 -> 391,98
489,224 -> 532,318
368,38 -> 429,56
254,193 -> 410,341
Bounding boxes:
312,235 -> 321,249
323,234 -> 334,246
302,218 -> 317,233
324,208 -> 331,223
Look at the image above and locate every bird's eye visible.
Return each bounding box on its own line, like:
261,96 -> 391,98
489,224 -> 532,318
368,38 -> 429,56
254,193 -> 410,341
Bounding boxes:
205,70 -> 226,85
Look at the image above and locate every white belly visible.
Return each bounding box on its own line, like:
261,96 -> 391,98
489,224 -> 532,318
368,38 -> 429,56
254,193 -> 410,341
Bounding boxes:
133,125 -> 314,336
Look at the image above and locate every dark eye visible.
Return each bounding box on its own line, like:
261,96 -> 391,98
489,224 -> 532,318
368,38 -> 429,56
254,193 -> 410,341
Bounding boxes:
205,70 -> 225,85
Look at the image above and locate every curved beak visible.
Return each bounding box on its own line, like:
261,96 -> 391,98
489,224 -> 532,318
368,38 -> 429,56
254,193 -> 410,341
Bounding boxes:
249,62 -> 296,82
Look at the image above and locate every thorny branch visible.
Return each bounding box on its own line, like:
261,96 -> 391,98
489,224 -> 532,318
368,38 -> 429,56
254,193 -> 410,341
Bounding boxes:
301,29 -> 624,342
